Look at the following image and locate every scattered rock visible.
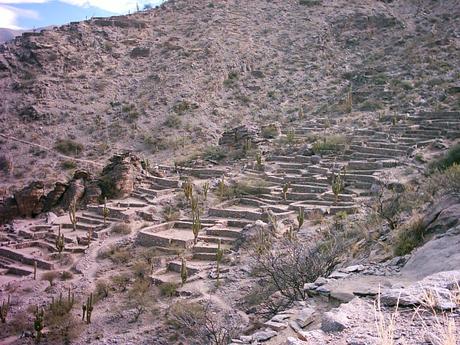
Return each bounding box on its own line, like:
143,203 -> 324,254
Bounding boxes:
321,309 -> 350,333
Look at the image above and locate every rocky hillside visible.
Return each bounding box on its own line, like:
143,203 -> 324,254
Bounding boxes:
0,0 -> 458,193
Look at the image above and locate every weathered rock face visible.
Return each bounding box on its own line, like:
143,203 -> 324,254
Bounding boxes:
42,182 -> 67,212
13,181 -> 45,218
59,176 -> 86,210
402,194 -> 460,279
218,125 -> 262,149
99,153 -> 143,198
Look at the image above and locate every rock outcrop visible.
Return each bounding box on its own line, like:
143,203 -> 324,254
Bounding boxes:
0,153 -> 144,222
99,153 -> 144,199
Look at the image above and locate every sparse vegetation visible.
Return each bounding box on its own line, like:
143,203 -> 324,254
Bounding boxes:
55,139 -> 84,156
312,135 -> 347,154
429,144 -> 460,172
160,282 -> 178,297
111,222 -> 132,235
393,215 -> 426,256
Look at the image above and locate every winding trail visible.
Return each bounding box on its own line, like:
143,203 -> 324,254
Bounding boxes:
0,133 -> 104,167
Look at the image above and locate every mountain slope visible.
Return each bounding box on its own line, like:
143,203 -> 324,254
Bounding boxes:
0,0 -> 458,192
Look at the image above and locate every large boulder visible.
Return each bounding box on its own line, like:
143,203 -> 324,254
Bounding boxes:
13,181 -> 45,217
99,153 -> 143,198
402,194 -> 460,278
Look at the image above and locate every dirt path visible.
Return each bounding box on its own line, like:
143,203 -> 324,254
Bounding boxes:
0,133 -> 104,167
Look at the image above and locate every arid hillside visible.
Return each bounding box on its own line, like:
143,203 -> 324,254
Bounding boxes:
0,0 -> 458,193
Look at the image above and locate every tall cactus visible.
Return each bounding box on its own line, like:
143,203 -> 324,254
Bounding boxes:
216,239 -> 224,287
69,202 -> 77,231
282,182 -> 291,201
192,211 -> 201,246
297,207 -> 304,231
190,195 -> 198,214
33,306 -> 44,342
345,85 -> 353,113
180,258 -> 188,286
55,224 -> 65,256
331,170 -> 345,203
218,176 -> 225,199
1,295 -> 10,323
202,182 -> 209,201
255,152 -> 263,171
102,197 -> 110,226
183,180 -> 193,202
87,227 -> 93,248
83,293 -> 93,324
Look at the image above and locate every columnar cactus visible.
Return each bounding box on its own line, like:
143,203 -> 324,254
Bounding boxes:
55,225 -> 65,256
180,258 -> 188,286
83,293 -> 93,324
297,207 -> 304,230
345,85 -> 353,113
282,182 -> 291,201
331,170 -> 345,202
218,176 -> 225,199
202,182 -> 209,201
102,197 -> 110,225
216,239 -> 224,287
34,307 -> 44,342
69,202 -> 77,231
87,228 -> 93,248
183,180 -> 193,202
1,295 -> 10,323
255,152 -> 263,171
192,211 -> 201,245
33,260 -> 37,280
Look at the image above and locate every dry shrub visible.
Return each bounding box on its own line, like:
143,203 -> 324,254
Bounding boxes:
393,215 -> 426,256
111,222 -> 132,235
41,271 -> 59,286
168,301 -> 243,345
0,155 -> 13,175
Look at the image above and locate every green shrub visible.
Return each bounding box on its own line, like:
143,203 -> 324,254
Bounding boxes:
220,178 -> 270,199
261,125 -> 279,139
203,146 -> 226,161
98,245 -> 132,264
425,164 -> 460,195
61,160 -> 77,170
312,135 -> 347,154
55,139 -> 84,156
164,114 -> 182,128
393,217 -> 426,256
299,0 -> 321,5
159,282 -> 178,297
223,71 -> 239,87
359,100 -> 384,111
428,144 -> 460,171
